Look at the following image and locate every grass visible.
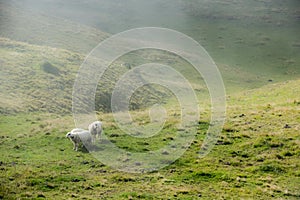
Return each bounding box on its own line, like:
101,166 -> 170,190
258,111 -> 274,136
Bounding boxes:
10,0 -> 300,84
0,37 -> 209,114
2,35 -> 297,115
0,79 -> 299,199
0,1 -> 109,54
2,0 -> 300,89
0,1 -> 299,198
0,37 -> 82,114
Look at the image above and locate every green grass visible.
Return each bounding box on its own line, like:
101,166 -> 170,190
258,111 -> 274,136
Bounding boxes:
0,1 -> 300,198
9,0 -> 300,85
0,79 -> 299,199
2,36 -> 296,115
2,0 -> 300,91
0,37 -> 82,114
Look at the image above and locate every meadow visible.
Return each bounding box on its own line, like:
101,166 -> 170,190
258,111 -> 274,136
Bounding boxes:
0,79 -> 299,199
0,0 -> 300,199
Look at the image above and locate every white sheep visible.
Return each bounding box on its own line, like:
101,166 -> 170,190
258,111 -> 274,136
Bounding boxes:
88,121 -> 102,144
66,128 -> 92,151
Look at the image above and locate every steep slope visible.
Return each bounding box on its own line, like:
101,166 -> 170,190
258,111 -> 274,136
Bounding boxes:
2,36 -> 297,115
0,38 -> 190,114
0,1 -> 109,53
0,37 -> 81,114
10,0 -> 300,81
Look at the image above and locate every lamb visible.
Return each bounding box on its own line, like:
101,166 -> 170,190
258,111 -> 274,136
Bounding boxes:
66,128 -> 92,151
88,121 -> 102,144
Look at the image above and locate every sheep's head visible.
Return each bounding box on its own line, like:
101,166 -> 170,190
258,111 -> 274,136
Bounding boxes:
66,132 -> 74,139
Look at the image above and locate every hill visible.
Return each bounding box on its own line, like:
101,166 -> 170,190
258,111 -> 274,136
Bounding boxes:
0,1 -> 299,199
10,0 -> 300,82
0,38 -> 207,114
0,1 -> 109,53
0,37 -> 81,114
0,79 -> 299,199
1,34 -> 299,114
1,0 -> 299,101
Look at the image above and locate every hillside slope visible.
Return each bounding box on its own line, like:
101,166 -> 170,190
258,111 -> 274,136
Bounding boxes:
10,0 -> 300,81
0,79 -> 299,199
2,35 -> 299,115
1,0 -> 299,101
0,38 -> 197,114
0,37 -> 81,114
0,1 -> 109,53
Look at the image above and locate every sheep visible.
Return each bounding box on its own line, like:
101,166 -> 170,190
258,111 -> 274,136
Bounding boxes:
66,128 -> 92,151
88,121 -> 102,144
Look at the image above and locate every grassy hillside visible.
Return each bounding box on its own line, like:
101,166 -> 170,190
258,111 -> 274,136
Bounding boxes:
0,1 -> 109,53
5,25 -> 293,114
0,79 -> 299,199
0,36 -> 274,115
0,38 -> 209,114
11,0 -> 300,82
2,0 -> 299,94
0,1 -> 299,198
0,37 -> 81,114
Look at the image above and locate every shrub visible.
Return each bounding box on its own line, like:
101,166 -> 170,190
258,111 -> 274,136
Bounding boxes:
41,61 -> 60,76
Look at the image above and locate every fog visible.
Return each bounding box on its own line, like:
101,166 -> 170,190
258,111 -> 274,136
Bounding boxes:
11,0 -> 300,34
4,0 -> 300,79
10,0 -> 187,33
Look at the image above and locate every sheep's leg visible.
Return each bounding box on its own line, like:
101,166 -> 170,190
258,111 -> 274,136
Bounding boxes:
75,143 -> 79,151
98,132 -> 102,141
92,135 -> 96,144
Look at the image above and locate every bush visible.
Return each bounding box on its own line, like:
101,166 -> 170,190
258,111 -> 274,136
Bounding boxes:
41,61 -> 60,76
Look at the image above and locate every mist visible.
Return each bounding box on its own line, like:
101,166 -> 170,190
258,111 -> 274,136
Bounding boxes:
3,0 -> 300,81
1,1 -> 300,198
10,0 -> 300,34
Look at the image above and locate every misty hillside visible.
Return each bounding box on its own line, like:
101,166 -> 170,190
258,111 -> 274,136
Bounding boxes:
1,37 -> 208,114
0,0 -> 299,114
0,37 -> 81,114
0,1 -> 300,199
0,1 -> 109,53
10,0 -> 300,80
